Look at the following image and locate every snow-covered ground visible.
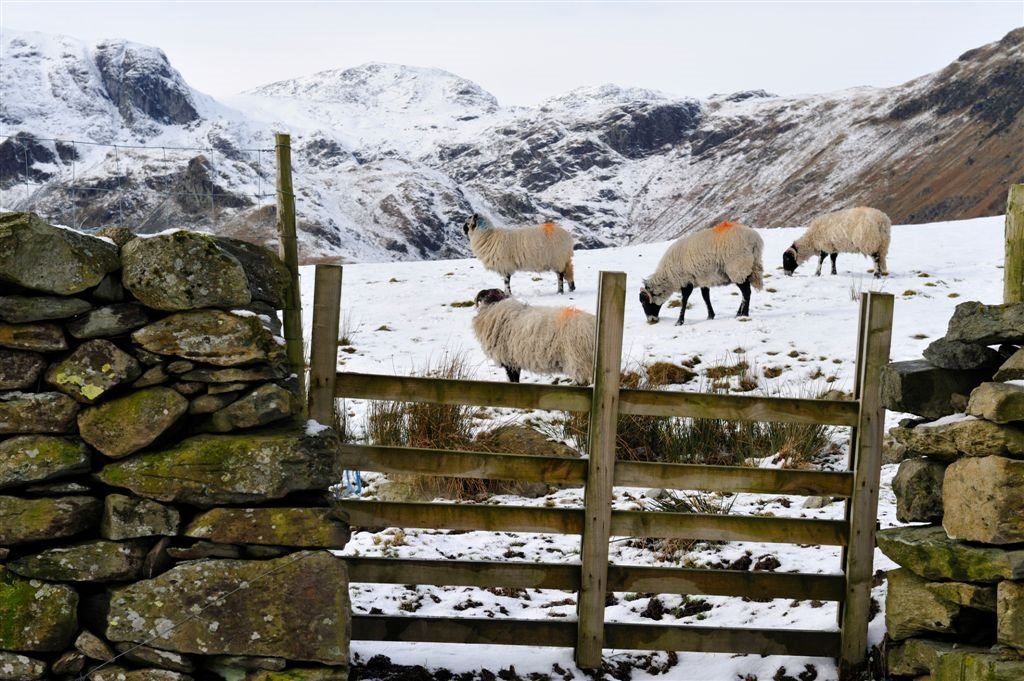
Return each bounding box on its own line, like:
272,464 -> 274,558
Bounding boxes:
298,215 -> 1004,680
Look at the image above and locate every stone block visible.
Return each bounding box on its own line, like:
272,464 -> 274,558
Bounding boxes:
998,580 -> 1024,654
107,551 -> 349,665
886,568 -> 960,640
923,338 -> 1003,371
946,301 -> 1024,346
881,359 -> 990,418
943,456 -> 1024,544
968,382 -> 1024,424
891,416 -> 1024,461
0,391 -> 79,434
96,428 -> 342,507
102,493 -> 181,540
876,525 -> 1024,582
893,457 -> 946,523
185,508 -> 349,548
994,347 -> 1024,381
0,565 -> 78,651
0,495 -> 100,545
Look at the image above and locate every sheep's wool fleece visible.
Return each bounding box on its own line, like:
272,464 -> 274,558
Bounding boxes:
469,222 -> 574,275
473,299 -> 595,384
645,222 -> 764,303
794,207 -> 891,262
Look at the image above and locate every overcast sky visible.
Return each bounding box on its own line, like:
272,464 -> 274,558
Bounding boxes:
2,1 -> 1021,105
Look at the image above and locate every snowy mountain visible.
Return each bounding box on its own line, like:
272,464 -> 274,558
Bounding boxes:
0,26 -> 1021,263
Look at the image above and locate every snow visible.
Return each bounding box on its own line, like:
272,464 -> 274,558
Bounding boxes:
295,214 -> 1005,679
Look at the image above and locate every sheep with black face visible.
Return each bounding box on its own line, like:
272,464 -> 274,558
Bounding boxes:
639,221 -> 764,326
782,207 -> 891,278
472,288 -> 595,384
463,213 -> 576,295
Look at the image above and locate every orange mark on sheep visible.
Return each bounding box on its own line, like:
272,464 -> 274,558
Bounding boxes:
712,221 -> 738,234
559,307 -> 584,320
542,222 -> 557,235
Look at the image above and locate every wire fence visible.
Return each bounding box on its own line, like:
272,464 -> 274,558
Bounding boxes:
0,133 -> 279,234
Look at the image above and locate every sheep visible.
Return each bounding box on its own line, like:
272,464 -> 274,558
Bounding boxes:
639,221 -> 764,326
462,213 -> 576,295
782,206 -> 891,278
472,288 -> 595,384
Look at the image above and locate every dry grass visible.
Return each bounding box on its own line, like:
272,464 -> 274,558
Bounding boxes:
365,352 -> 563,500
563,369 -> 835,468
646,362 -> 698,385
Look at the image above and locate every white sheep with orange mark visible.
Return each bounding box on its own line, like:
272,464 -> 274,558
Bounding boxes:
463,213 -> 576,295
782,206 -> 891,278
472,289 -> 595,384
639,221 -> 764,325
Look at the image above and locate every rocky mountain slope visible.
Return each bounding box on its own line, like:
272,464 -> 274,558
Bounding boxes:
0,27 -> 1020,262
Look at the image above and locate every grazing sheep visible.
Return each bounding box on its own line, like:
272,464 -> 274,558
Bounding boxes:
782,207 -> 891,278
463,213 -> 576,295
639,221 -> 764,325
472,288 -> 595,384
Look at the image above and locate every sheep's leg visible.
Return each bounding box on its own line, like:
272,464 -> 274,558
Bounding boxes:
503,365 -> 521,383
815,252 -> 827,276
557,271 -> 565,295
676,285 -> 694,326
830,253 -> 838,275
736,280 -> 752,317
873,252 -> 887,277
503,274 -> 513,295
701,286 -> 715,320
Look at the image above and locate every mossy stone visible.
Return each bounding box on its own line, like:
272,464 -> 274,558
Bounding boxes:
0,435 -> 91,489
0,565 -> 79,651
0,391 -> 79,435
8,539 -> 149,582
101,493 -> 181,540
45,338 -> 142,404
78,387 -> 188,458
106,551 -> 349,664
0,211 -> 120,294
0,494 -> 101,545
876,525 -> 1024,582
95,429 -> 341,507
0,321 -> 66,352
184,508 -> 348,548
132,310 -> 286,367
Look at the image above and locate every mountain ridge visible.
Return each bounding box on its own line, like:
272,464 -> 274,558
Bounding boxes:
0,26 -> 1020,263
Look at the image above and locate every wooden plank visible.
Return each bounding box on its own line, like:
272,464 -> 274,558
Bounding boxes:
577,271 -> 626,668
308,265 -> 342,426
614,461 -> 854,497
336,500 -> 583,534
839,292 -> 894,679
274,132 -> 306,412
344,557 -> 845,602
611,510 -> 849,546
352,616 -> 839,658
1006,184 -> 1024,303
604,623 -> 840,657
335,372 -> 592,412
606,565 -> 845,602
338,443 -> 587,484
619,389 -> 859,426
352,615 -> 577,648
347,557 -> 580,590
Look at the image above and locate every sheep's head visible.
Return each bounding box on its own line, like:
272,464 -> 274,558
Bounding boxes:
475,288 -> 508,307
639,286 -> 663,324
463,213 -> 490,236
782,244 -> 799,275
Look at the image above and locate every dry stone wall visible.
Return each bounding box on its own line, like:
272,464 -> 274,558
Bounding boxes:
880,300 -> 1024,681
0,212 -> 350,681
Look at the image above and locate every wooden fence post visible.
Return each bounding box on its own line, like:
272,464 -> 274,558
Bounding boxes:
1005,184 -> 1024,304
576,271 -> 626,669
275,132 -> 306,413
838,291 -> 894,679
308,265 -> 343,426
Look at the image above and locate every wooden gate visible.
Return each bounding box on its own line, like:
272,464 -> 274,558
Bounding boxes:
307,267 -> 894,680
